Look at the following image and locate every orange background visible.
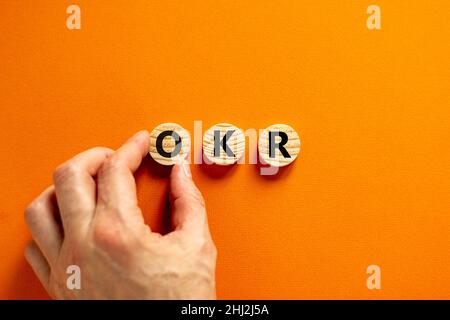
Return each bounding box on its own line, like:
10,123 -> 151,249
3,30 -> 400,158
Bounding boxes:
1,1 -> 449,299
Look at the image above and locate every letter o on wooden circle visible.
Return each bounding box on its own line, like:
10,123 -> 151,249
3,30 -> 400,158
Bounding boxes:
149,123 -> 191,165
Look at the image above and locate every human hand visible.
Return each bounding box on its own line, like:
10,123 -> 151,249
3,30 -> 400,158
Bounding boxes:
24,131 -> 217,299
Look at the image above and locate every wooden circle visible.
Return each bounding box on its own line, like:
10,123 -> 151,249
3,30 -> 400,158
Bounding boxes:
258,124 -> 300,167
203,123 -> 245,165
149,123 -> 191,165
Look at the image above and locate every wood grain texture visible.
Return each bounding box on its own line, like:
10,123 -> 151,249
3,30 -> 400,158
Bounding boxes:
203,123 -> 245,165
149,123 -> 191,165
258,124 -> 300,167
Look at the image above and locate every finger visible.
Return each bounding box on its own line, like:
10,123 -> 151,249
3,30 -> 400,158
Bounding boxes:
25,242 -> 50,290
53,147 -> 113,238
169,160 -> 210,237
25,186 -> 63,266
97,131 -> 149,222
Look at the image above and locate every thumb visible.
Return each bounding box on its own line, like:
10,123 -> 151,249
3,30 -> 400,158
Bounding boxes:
169,160 -> 208,235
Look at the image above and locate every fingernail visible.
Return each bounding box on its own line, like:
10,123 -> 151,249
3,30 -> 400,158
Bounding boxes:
129,130 -> 149,142
182,159 -> 192,178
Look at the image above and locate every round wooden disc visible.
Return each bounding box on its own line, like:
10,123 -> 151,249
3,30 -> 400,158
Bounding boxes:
203,123 -> 245,165
149,123 -> 191,165
258,124 -> 300,167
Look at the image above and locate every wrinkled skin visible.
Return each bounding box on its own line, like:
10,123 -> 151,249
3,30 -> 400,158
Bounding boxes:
24,131 -> 217,299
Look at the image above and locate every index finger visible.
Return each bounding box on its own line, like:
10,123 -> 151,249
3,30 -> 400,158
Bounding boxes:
96,131 -> 149,220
